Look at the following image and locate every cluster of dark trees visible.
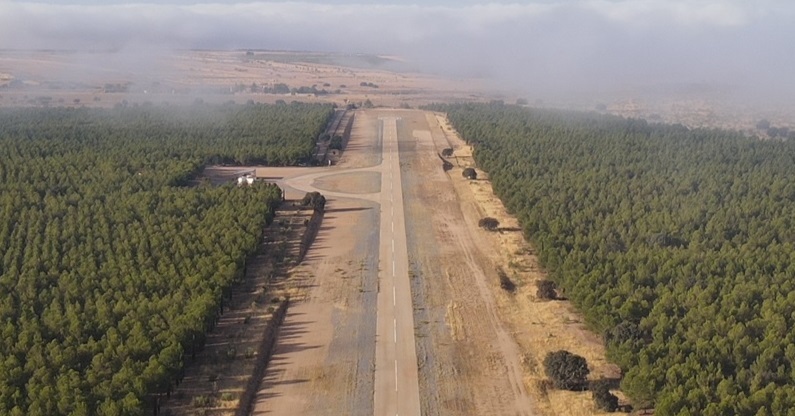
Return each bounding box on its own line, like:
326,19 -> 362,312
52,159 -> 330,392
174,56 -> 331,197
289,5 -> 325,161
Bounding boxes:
756,119 -> 795,140
0,102 -> 332,415
429,102 -> 795,415
359,82 -> 379,88
233,82 -> 337,96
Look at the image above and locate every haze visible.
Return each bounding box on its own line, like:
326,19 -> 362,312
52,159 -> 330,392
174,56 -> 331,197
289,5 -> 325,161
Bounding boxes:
2,0 -> 794,105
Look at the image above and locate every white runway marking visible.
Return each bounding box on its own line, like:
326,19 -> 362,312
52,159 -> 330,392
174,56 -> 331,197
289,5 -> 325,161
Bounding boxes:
394,360 -> 399,391
375,116 -> 420,416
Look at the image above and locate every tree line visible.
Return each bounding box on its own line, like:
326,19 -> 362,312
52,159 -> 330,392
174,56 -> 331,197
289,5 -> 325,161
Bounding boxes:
0,102 -> 332,415
428,102 -> 795,416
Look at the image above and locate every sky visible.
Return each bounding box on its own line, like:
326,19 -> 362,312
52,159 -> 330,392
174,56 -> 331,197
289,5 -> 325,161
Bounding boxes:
1,0 -> 794,102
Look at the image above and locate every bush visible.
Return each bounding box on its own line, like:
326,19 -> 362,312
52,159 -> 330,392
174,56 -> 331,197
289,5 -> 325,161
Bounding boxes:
478,217 -> 499,231
225,346 -> 237,361
498,269 -> 516,292
329,135 -> 343,150
301,191 -> 326,211
192,395 -> 215,408
245,347 -> 256,359
591,379 -> 619,411
462,167 -> 477,179
536,280 -> 557,300
543,350 -> 590,390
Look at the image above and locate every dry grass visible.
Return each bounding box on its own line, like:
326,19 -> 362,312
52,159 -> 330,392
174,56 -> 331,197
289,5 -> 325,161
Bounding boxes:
0,50 -> 491,109
440,114 -> 624,416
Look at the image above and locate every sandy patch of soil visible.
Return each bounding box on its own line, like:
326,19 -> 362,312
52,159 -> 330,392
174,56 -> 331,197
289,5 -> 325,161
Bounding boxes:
312,171 -> 381,194
252,196 -> 379,416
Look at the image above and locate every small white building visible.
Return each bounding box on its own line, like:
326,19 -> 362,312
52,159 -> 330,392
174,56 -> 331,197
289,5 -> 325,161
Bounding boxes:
237,173 -> 256,186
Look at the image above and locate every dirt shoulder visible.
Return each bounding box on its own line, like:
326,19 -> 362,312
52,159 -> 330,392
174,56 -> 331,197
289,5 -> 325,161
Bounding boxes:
434,112 -> 624,415
249,111 -> 382,416
395,109 -> 535,416
251,196 -> 379,416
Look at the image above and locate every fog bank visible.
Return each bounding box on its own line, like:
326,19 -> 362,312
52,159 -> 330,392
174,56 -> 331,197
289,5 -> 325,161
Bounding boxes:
2,0 -> 794,104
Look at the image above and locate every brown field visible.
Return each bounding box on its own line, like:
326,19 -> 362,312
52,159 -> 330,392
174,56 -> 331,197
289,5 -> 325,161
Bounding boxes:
0,49 -> 493,109
3,49 -> 793,131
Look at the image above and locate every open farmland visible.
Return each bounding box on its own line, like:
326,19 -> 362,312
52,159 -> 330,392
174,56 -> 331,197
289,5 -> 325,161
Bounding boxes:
0,50 -> 490,110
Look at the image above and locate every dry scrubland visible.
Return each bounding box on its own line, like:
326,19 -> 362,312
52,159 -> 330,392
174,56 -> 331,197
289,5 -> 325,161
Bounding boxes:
2,49 -> 791,131
0,50 -> 488,110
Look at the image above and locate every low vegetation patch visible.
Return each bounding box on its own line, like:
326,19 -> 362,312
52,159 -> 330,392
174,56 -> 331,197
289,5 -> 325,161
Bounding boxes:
478,217 -> 499,231
535,280 -> 557,300
497,268 -> 516,293
591,379 -> 620,412
543,350 -> 590,391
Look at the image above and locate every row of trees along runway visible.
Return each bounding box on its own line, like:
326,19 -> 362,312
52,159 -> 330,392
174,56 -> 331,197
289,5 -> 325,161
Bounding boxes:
429,102 -> 795,416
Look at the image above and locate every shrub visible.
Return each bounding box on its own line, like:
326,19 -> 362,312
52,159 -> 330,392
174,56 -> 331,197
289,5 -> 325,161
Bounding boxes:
543,350 -> 590,390
498,270 -> 516,292
329,135 -> 343,150
225,346 -> 237,361
462,167 -> 477,179
591,379 -> 619,411
245,347 -> 256,359
192,395 -> 215,408
536,280 -> 557,300
301,191 -> 326,211
478,217 -> 499,231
